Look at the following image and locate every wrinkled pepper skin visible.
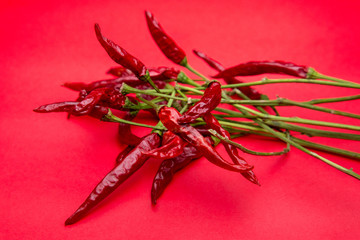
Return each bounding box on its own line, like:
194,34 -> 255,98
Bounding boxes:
213,60 -> 308,79
158,106 -> 253,173
107,66 -> 180,81
118,111 -> 142,146
151,144 -> 201,204
144,131 -> 187,161
151,136 -> 213,205
65,133 -> 161,225
145,11 -> 186,65
95,23 -> 148,79
193,49 -> 261,100
203,113 -> 259,185
177,81 -> 222,124
33,101 -> 109,119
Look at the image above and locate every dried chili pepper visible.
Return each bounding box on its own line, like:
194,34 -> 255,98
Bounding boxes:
115,146 -> 135,165
213,60 -> 308,79
107,66 -> 180,81
151,136 -> 213,204
33,101 -> 109,118
72,87 -> 126,115
143,131 -> 187,161
118,111 -> 142,146
158,106 -> 253,172
193,49 -> 261,100
203,113 -> 260,185
145,11 -> 187,66
95,23 -> 148,79
177,81 -> 222,124
65,133 -> 161,225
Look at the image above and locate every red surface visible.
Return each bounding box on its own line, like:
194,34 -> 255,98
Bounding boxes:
1,0 -> 360,239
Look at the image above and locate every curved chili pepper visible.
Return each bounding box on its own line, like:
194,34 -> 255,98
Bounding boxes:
193,49 -> 261,100
107,66 -> 180,81
143,131 -> 187,161
64,78 -> 168,93
151,136 -> 213,205
73,87 -> 126,115
177,81 -> 222,124
115,146 -> 135,165
65,133 -> 161,225
158,106 -> 253,172
95,23 -> 148,79
203,113 -> 260,185
213,60 -> 308,79
118,111 -> 142,146
33,101 -> 109,119
107,67 -> 133,78
145,11 -> 187,65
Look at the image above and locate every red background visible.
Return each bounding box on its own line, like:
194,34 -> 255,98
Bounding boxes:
1,0 -> 360,239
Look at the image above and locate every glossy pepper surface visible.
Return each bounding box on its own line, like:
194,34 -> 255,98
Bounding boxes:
158,106 -> 253,173
144,131 -> 187,161
145,11 -> 187,65
203,113 -> 259,185
151,136 -> 213,204
213,60 -> 308,79
95,23 -> 148,79
65,133 -> 161,225
177,81 -> 222,124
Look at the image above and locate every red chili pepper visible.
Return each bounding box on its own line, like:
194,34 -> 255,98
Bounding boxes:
158,106 -> 253,172
118,111 -> 142,146
177,81 -> 222,124
115,146 -> 135,165
145,11 -> 187,65
193,49 -> 261,100
95,23 -> 149,79
203,113 -> 260,185
107,67 -> 134,78
72,87 -> 126,115
65,133 -> 161,225
151,136 -> 213,204
213,60 -> 308,79
33,101 -> 109,119
143,131 -> 187,161
107,66 -> 180,81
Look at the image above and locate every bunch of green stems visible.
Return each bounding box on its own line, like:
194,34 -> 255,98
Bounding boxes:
107,71 -> 360,180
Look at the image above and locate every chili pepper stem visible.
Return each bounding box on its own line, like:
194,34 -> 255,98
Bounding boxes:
183,62 -> 210,83
206,78 -> 360,90
221,93 -> 360,180
103,109 -> 162,130
209,129 -> 290,156
307,67 -> 360,87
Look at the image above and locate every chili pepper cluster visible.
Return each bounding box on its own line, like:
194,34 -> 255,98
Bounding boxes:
34,11 -> 360,225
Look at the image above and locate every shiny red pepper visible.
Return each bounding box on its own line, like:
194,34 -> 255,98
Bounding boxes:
213,60 -> 308,79
193,49 -> 261,100
143,131 -> 187,161
177,81 -> 222,124
33,101 -> 109,118
151,136 -> 213,205
118,111 -> 142,146
158,106 -> 253,172
203,113 -> 260,185
145,11 -> 187,65
65,133 -> 161,225
107,66 -> 180,80
95,23 -> 149,79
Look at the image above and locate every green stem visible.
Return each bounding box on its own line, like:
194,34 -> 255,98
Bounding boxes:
184,63 -> 210,83
208,129 -> 290,156
307,68 -> 360,87
211,78 -> 360,89
103,109 -> 162,130
221,93 -> 360,180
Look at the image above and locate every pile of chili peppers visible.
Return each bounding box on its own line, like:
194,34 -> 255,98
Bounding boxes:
34,11 -> 360,225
